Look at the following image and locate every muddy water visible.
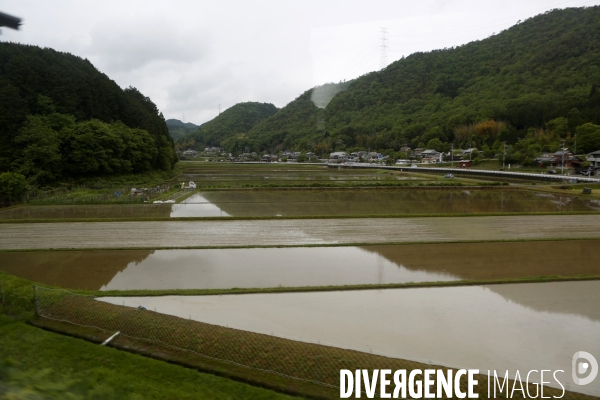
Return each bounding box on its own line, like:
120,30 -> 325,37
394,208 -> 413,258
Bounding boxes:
181,190 -> 593,217
2,215 -> 600,249
100,281 -> 600,396
1,240 -> 598,290
2,190 -> 594,219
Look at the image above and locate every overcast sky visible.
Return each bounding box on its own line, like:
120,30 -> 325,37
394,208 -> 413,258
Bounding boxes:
2,0 -> 599,125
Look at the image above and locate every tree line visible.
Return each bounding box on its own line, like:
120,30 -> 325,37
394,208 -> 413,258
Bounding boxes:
0,43 -> 176,186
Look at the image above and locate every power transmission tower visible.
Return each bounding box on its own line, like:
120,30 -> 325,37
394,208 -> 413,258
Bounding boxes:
379,27 -> 389,70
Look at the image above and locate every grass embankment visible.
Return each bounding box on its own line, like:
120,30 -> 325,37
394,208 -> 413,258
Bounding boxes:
19,167 -> 184,206
2,211 -> 600,224
2,272 -> 597,399
0,274 -> 298,399
3,235 -> 600,253
73,275 -> 600,298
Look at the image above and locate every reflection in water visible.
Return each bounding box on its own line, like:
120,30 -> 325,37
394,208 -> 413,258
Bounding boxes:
1,240 -> 598,292
172,190 -> 597,217
0,250 -> 154,290
100,281 -> 600,396
171,193 -> 229,217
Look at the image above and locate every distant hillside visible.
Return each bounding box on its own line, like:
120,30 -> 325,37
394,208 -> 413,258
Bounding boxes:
0,43 -> 176,183
177,102 -> 278,150
227,7 -> 600,157
166,119 -> 199,140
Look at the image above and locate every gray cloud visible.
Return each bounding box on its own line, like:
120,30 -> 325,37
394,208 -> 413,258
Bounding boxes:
2,0 -> 598,126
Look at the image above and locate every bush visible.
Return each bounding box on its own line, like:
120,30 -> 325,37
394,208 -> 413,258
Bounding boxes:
0,172 -> 28,200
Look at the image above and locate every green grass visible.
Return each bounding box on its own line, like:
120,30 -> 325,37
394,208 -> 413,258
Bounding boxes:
3,235 -> 600,253
0,317 -> 296,400
1,210 -> 599,224
74,275 -> 600,298
0,273 -> 298,400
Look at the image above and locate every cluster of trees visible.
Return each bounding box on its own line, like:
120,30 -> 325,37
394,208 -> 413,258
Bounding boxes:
0,43 -> 176,184
179,7 -> 600,160
166,119 -> 199,141
177,102 -> 278,151
15,109 -> 168,184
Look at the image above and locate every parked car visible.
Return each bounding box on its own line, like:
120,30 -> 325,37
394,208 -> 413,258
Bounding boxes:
444,173 -> 454,178
547,169 -> 557,174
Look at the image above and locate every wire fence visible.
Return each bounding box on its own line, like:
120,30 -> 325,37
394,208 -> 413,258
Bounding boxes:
21,185 -> 176,205
33,286 -> 431,391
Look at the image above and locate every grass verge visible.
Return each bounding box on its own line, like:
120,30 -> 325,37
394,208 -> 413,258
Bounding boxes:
0,316 -> 296,400
1,210 -> 599,224
2,235 -> 600,253
76,275 -> 600,298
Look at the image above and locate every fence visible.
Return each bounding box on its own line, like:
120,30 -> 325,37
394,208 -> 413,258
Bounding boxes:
33,286 -> 432,392
23,185 -> 174,205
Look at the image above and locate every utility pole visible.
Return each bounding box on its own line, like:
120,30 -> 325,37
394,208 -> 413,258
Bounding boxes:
502,142 -> 506,170
574,134 -> 577,155
451,143 -> 454,167
561,139 -> 566,175
379,27 -> 388,71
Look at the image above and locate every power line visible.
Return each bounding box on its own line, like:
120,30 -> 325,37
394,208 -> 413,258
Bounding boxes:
335,38 -> 379,79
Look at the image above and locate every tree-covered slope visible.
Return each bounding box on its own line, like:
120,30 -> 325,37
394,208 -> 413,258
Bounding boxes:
166,119 -> 198,140
0,43 -> 176,182
240,6 -> 600,155
177,102 -> 278,150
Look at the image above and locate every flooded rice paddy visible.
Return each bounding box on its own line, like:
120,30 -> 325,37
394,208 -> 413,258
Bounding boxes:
179,164 -> 429,186
100,281 -> 600,396
1,189 -> 595,219
2,240 -> 598,290
1,214 -> 599,249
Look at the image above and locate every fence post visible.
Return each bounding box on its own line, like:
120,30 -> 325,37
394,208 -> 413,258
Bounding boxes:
33,285 -> 39,316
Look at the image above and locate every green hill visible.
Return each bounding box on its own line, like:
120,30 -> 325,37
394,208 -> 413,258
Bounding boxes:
226,7 -> 600,158
166,119 -> 199,141
0,43 -> 176,183
177,102 -> 278,150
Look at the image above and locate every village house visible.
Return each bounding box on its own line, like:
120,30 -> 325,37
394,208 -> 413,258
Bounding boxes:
587,150 -> 600,171
412,148 -> 424,158
329,151 -> 348,163
261,154 -> 278,162
459,160 -> 473,168
550,149 -> 583,171
182,149 -> 198,158
421,149 -> 442,164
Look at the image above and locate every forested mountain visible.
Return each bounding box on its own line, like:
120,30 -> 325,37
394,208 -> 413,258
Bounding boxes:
176,102 -> 278,150
166,119 -> 198,140
222,7 -> 600,160
0,43 -> 176,184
